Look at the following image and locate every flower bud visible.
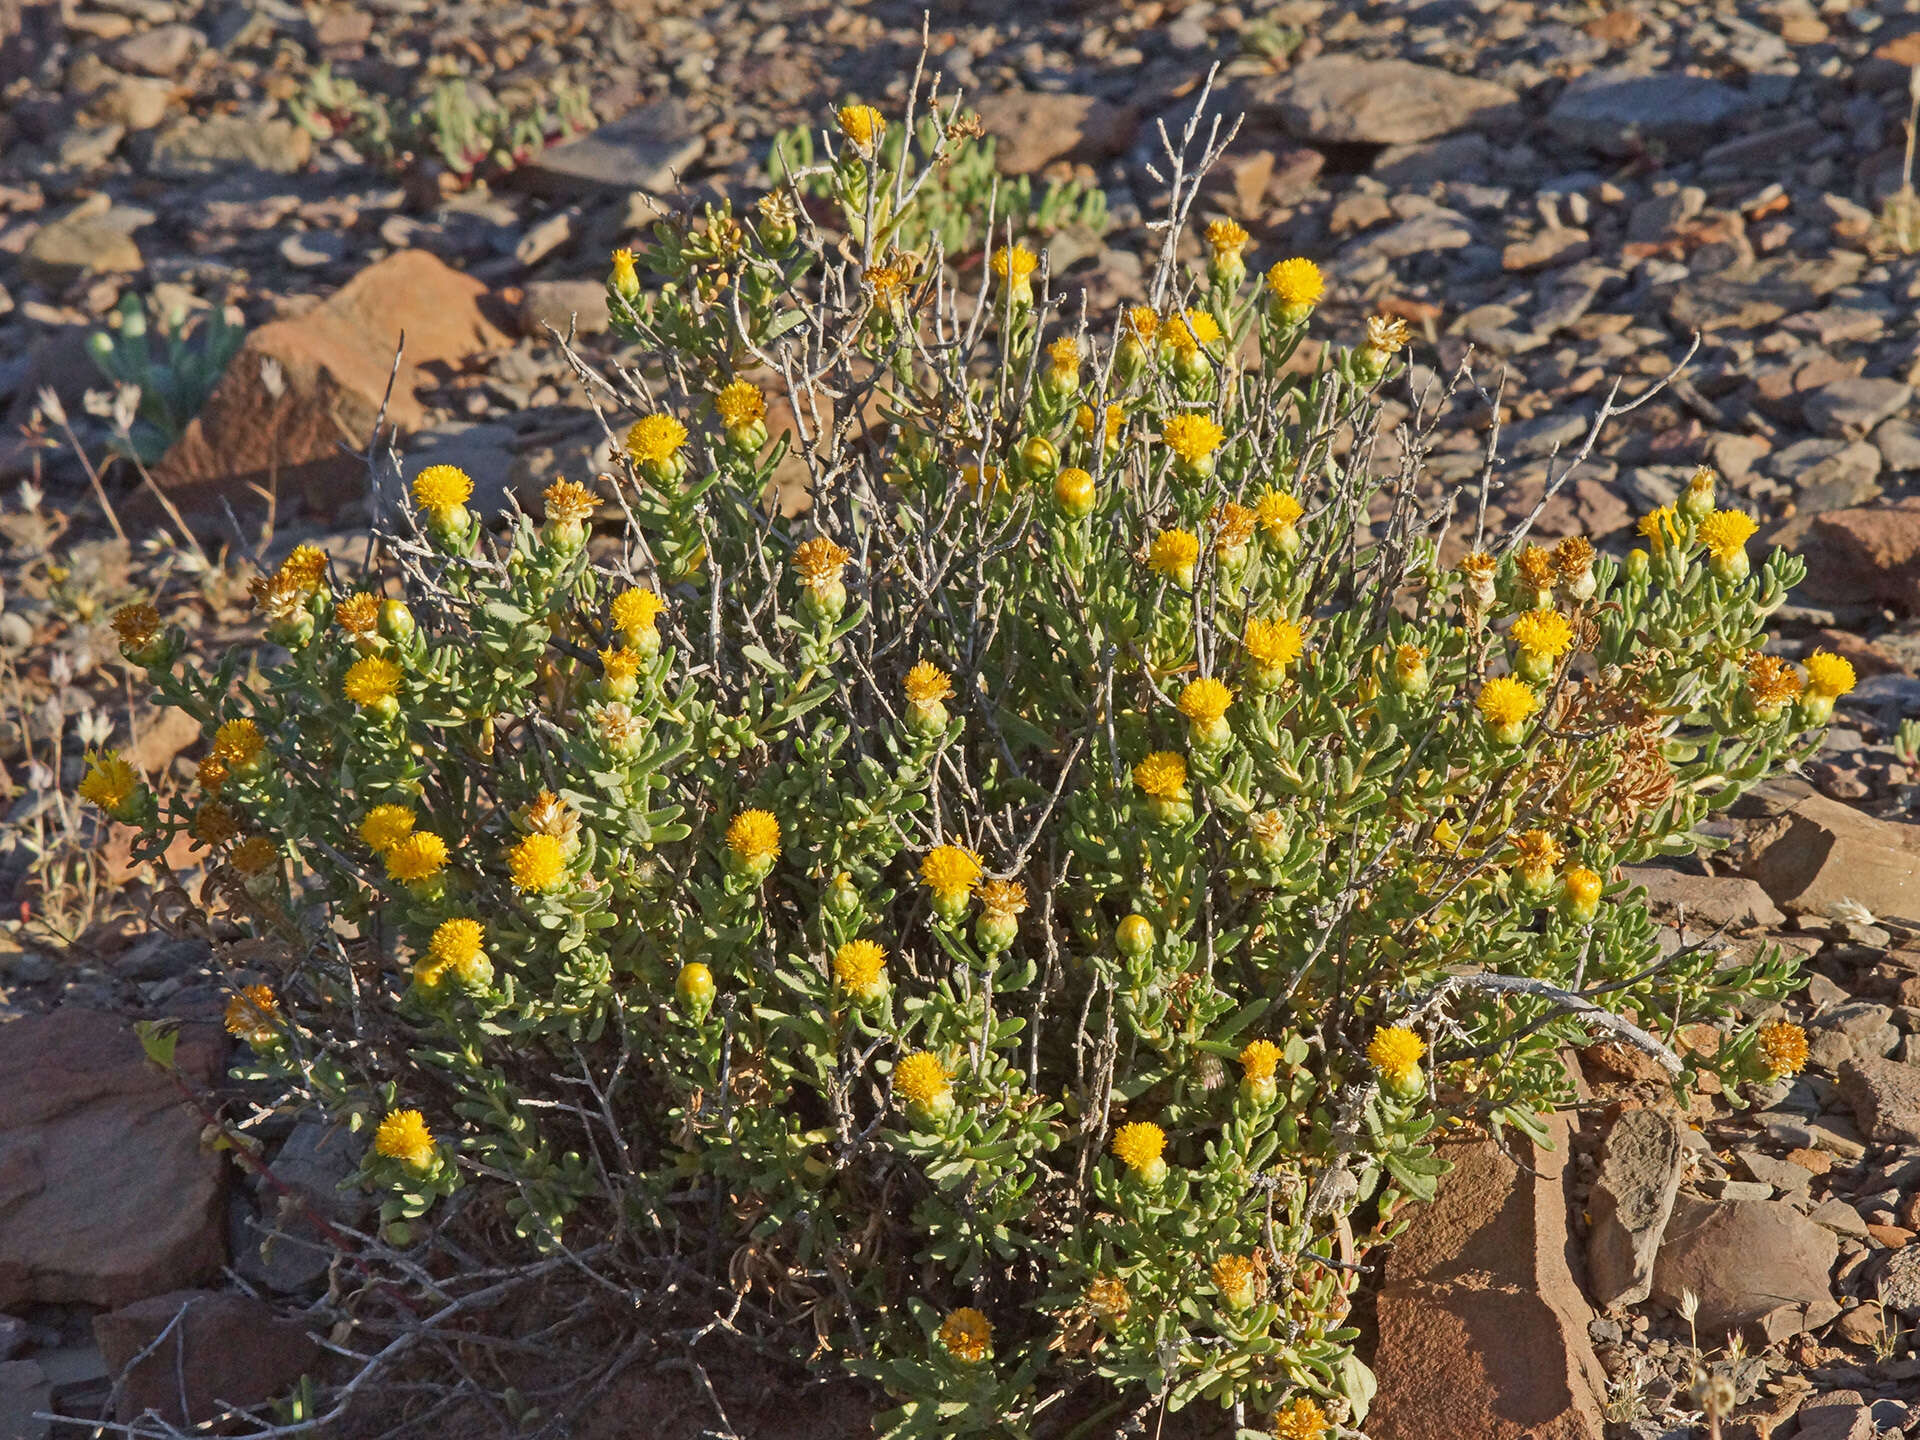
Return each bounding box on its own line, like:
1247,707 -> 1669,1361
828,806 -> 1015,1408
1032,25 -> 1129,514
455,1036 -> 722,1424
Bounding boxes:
1559,866 -> 1603,924
1015,434 -> 1059,483
1053,467 -> 1095,519
675,962 -> 715,1018
1625,548 -> 1650,583
379,600 -> 416,644
823,871 -> 862,920
1679,466 -> 1716,521
1115,914 -> 1155,959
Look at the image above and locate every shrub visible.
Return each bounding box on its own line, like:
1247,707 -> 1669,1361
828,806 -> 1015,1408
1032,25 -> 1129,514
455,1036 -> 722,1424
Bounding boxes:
96,80 -> 1834,1438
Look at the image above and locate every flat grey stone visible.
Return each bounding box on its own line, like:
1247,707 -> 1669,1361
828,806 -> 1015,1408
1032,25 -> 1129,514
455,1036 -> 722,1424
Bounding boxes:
1549,69 -> 1756,156
1244,56 -> 1519,145
1804,378 -> 1911,438
511,100 -> 704,200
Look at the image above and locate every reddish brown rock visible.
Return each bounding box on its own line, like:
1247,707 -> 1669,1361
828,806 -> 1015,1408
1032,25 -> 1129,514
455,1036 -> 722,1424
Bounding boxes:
1796,498 -> 1920,614
0,1010 -> 225,1308
1651,1197 -> 1839,1345
95,1290 -> 319,1426
1624,865 -> 1785,931
152,250 -> 513,515
1370,1116 -> 1606,1440
972,90 -> 1138,176
1735,781 -> 1920,921
1838,1057 -> 1920,1146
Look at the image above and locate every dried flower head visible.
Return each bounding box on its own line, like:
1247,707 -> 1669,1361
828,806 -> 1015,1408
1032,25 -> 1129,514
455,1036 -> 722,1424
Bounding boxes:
1364,314 -> 1411,353
937,1307 -> 992,1364
1512,828 -> 1565,884
411,464 -> 472,514
191,801 -> 240,847
1211,501 -> 1257,551
1086,1276 -> 1130,1324
334,592 -> 380,636
1756,1020 -> 1808,1076
791,536 -> 853,591
1744,652 -> 1804,710
1132,751 -> 1188,801
230,834 -> 279,875
374,1109 -> 437,1169
976,879 -> 1028,922
224,985 -> 279,1044
1515,545 -> 1555,594
112,602 -> 160,650
1552,535 -> 1595,582
278,544 -> 329,594
543,479 -> 598,526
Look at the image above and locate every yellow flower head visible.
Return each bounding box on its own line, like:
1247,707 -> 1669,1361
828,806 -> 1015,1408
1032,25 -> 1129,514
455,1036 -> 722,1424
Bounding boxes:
1265,258 -> 1326,309
78,750 -> 139,814
334,592 -> 380,636
724,809 -> 781,869
1364,314 -> 1412,353
1756,1019 -> 1809,1077
1210,1252 -> 1260,1301
358,804 -> 416,853
865,263 -> 911,304
1123,306 -> 1160,345
975,879 -> 1028,922
1460,549 -> 1498,600
224,985 -> 279,1044
507,831 -> 568,892
1512,828 -> 1564,883
197,753 -> 229,793
791,536 -> 853,592
1563,866 -> 1603,911
1205,218 -> 1250,257
1178,677 -> 1235,726
991,244 -> 1039,282
1477,676 -> 1538,731
921,844 -> 984,902
343,655 -> 402,708
599,645 -> 643,687
1272,1396 -> 1330,1440
1510,609 -> 1575,661
837,103 -> 886,151
938,1308 -> 992,1364
1515,544 -> 1555,595
1166,308 -> 1223,352
1075,403 -> 1126,443
1255,488 -> 1304,536
1745,652 -> 1804,710
1697,509 -> 1758,564
231,834 -> 279,876
112,601 -> 160,650
1147,528 -> 1200,580
543,479 -> 598,526
1638,504 -> 1683,553
278,544 -> 329,595
1367,1025 -> 1425,1080
609,247 -> 637,291
1239,1039 -> 1283,1083
1161,413 -> 1226,464
387,831 -> 449,883
250,570 -> 307,624
894,1051 -> 951,1107
1244,616 -> 1305,671
428,916 -> 485,974
905,660 -> 954,703
611,587 -> 666,639
1110,1121 -> 1166,1174
1087,1276 -> 1130,1323
1046,336 -> 1080,375
1804,650 -> 1856,700
212,719 -> 262,767
374,1109 -> 437,1169
191,801 -> 240,847
833,939 -> 887,996
715,380 -> 766,429
411,463 -> 472,515
627,414 -> 689,468
1132,751 -> 1187,802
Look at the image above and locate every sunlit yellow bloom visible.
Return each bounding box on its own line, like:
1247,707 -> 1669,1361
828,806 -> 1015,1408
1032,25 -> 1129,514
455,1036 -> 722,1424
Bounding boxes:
1087,1276 -> 1130,1325
905,660 -> 954,704
504,832 -> 565,892
334,592 -> 380,636
837,104 -> 885,152
627,414 -> 689,468
1510,609 -> 1574,661
1240,1039 -> 1282,1083
1803,650 -> 1855,700
1160,413 -> 1226,465
358,804 -> 416,854
1132,751 -> 1187,802
921,845 -> 984,907
937,1308 -> 992,1364
224,985 -> 280,1045
410,464 -> 472,515
278,544 -> 329,594
1110,1121 -> 1166,1176
212,719 -> 262,769
1244,616 -> 1305,672
1046,336 -> 1080,376
1177,677 -> 1235,726
1165,308 -> 1223,352
866,263 -> 911,305
1271,1396 -> 1330,1440
1074,403 -> 1126,448
1265,257 -> 1325,310
374,1109 -> 437,1169
715,380 -> 766,429
1205,218 -> 1250,257
791,536 -> 852,591
77,750 -> 139,814
1756,1020 -> 1808,1077
611,587 -> 667,641
894,1051 -> 952,1110
990,244 -> 1039,284
1210,1253 -> 1261,1308
1147,528 -> 1200,584
1698,509 -> 1758,563
420,917 -> 488,989
1367,1025 -> 1425,1084
543,479 -> 597,527
1255,489 -> 1304,538
725,809 -> 782,868
1638,504 -> 1684,553
387,831 -> 449,883
833,939 -> 887,1000
1746,653 -> 1803,712
1512,829 -> 1564,890
1477,676 -> 1537,736
1123,306 -> 1159,345
609,247 -> 638,297
599,645 -> 643,687
343,655 -> 401,708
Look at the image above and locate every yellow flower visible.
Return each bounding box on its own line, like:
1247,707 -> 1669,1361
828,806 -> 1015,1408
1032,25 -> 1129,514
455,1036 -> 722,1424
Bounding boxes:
1239,1039 -> 1283,1083
1512,829 -> 1564,889
1697,509 -> 1758,563
1160,413 -> 1226,465
1087,1276 -> 1130,1324
1477,676 -> 1537,733
387,831 -> 449,883
191,801 -> 240,847
1244,616 -> 1305,671
543,479 -> 598,526
1804,650 -> 1855,700
1367,1025 -> 1425,1081
904,660 -> 954,704
77,750 -> 139,814
833,939 -> 887,999
1745,652 -> 1804,711
422,917 -> 487,987
278,544 -> 329,594
1562,866 -> 1603,918
1510,609 -> 1574,661
1514,544 -> 1554,596
611,587 -> 666,639
715,380 -> 766,429
627,414 -> 689,468
1165,308 -> 1223,352
791,536 -> 853,591
1074,403 -> 1127,446
599,645 -> 643,687
921,844 -> 984,904
1212,501 -> 1256,554
865,263 -> 911,305
976,879 -> 1028,922
1209,1253 -> 1260,1307
1756,1020 -> 1808,1077
1265,257 -> 1326,309
374,1109 -> 437,1170
1204,218 -> 1250,257
230,834 -> 278,875
894,1051 -> 951,1109
112,601 -> 160,651
343,655 -> 402,708
937,1308 -> 993,1364
212,719 -> 262,768
334,592 -> 380,636
1147,528 -> 1200,582
1045,336 -> 1080,377
609,246 -> 638,296
1638,504 -> 1684,553
1132,751 -> 1187,802
837,103 -> 886,152
1255,488 -> 1304,537
725,809 -> 781,869
1110,1121 -> 1166,1174
1177,677 -> 1235,726
507,832 -> 568,892
1271,1396 -> 1329,1440
1123,306 -> 1159,345
410,463 -> 472,515
358,804 -> 416,853
224,985 -> 279,1045
990,244 -> 1039,283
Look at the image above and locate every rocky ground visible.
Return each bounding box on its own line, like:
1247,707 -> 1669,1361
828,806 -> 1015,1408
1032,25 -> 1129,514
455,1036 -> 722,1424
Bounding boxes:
7,0 -> 1920,1436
